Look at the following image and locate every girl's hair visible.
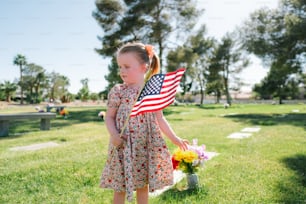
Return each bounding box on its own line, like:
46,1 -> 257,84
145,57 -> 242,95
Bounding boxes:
117,42 -> 160,78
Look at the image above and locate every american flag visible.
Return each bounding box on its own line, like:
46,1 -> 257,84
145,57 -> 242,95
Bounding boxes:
130,68 -> 186,117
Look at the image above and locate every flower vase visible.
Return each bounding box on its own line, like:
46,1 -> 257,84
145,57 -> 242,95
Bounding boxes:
187,173 -> 199,189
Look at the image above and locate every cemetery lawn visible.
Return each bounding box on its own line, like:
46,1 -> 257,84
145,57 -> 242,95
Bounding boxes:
0,104 -> 305,203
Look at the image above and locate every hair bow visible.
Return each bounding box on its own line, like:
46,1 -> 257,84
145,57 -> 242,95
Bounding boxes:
145,44 -> 154,59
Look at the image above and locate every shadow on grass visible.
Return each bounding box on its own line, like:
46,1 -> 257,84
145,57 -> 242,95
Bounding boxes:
165,104 -> 229,114
277,154 -> 306,203
224,113 -> 306,130
282,154 -> 306,187
157,186 -> 208,202
198,105 -> 228,110
0,108 -> 105,139
163,108 -> 183,116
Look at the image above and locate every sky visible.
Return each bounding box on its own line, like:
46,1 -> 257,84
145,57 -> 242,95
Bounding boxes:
0,0 -> 279,94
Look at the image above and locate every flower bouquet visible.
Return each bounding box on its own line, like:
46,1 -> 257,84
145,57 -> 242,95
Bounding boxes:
172,139 -> 208,189
59,108 -> 69,118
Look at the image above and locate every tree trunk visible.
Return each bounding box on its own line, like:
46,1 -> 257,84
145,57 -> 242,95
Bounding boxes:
225,87 -> 231,105
20,64 -> 24,104
198,74 -> 205,105
158,40 -> 163,70
200,89 -> 204,105
6,95 -> 11,102
278,85 -> 284,104
224,78 -> 231,105
216,90 -> 221,103
224,61 -> 231,105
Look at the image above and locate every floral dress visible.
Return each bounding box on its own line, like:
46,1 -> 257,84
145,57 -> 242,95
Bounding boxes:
100,84 -> 173,202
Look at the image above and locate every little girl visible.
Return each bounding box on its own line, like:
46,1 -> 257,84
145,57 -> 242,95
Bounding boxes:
100,42 -> 189,204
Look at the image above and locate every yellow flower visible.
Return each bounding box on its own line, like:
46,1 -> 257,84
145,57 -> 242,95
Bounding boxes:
183,150 -> 198,163
173,149 -> 184,162
173,149 -> 198,163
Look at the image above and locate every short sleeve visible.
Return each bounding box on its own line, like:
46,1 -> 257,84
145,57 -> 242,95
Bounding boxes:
107,84 -> 121,108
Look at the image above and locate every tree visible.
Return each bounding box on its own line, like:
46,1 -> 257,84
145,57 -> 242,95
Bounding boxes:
13,54 -> 27,104
90,92 -> 99,102
240,0 -> 306,104
253,64 -> 304,100
206,53 -> 223,103
284,77 -> 300,99
167,45 -> 197,98
187,26 -> 216,104
282,0 -> 306,62
0,81 -> 18,102
215,34 -> 249,105
47,72 -> 70,101
167,25 -> 216,104
23,63 -> 46,103
93,0 -> 201,91
77,78 -> 90,101
0,88 -> 4,101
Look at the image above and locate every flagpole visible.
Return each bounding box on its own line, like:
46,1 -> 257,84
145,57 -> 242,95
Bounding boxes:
119,69 -> 152,139
107,77 -> 146,166
118,83 -> 144,139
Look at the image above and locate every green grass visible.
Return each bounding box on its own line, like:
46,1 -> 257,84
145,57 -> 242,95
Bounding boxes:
0,104 -> 305,203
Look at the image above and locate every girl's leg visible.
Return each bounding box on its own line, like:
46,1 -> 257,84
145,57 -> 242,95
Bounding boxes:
136,185 -> 149,204
113,191 -> 125,204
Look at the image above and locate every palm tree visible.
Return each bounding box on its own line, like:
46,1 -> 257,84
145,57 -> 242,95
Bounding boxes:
0,81 -> 18,102
13,54 -> 27,104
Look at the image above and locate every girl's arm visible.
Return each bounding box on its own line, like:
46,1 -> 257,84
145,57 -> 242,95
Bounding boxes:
155,110 -> 188,150
105,107 -> 123,147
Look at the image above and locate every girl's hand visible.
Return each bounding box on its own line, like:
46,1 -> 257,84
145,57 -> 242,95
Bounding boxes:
174,138 -> 189,151
110,134 -> 124,147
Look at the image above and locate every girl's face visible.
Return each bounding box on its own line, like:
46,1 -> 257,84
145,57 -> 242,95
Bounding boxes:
117,52 -> 147,86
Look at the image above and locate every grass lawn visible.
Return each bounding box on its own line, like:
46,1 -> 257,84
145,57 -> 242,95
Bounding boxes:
0,103 -> 305,203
